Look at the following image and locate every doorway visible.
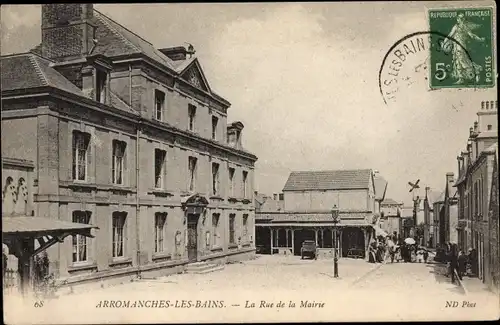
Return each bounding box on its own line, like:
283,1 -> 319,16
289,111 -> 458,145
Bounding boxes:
187,214 -> 199,262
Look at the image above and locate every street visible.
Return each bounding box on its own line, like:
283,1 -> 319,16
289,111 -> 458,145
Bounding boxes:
5,255 -> 499,323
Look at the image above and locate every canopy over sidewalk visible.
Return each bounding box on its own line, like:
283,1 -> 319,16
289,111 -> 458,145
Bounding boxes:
2,215 -> 98,295
3,215 -> 98,259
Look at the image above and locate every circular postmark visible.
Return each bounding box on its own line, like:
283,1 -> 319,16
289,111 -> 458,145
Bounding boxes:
379,31 -> 479,105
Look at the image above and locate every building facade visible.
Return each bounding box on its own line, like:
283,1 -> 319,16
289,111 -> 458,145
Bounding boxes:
379,198 -> 402,238
255,169 -> 388,260
455,100 -> 498,292
1,4 -> 257,291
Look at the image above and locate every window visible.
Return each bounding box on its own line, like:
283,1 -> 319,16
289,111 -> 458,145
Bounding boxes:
229,214 -> 235,244
72,211 -> 91,263
211,116 -> 218,140
95,69 -> 107,104
72,131 -> 90,181
487,125 -> 492,131
154,149 -> 167,189
474,181 -> 479,216
242,171 -> 248,198
212,213 -> 220,247
112,140 -> 126,185
112,212 -> 126,258
155,90 -> 165,121
188,104 -> 196,131
242,214 -> 248,242
228,167 -> 235,197
154,213 -> 167,253
212,163 -> 220,196
188,156 -> 197,192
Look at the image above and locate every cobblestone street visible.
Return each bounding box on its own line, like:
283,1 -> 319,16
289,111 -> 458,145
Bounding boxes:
5,255 -> 499,323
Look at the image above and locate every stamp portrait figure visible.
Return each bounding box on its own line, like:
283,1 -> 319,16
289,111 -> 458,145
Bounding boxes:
442,13 -> 485,84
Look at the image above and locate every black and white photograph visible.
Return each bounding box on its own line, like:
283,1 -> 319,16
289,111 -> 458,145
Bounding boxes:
1,2 -> 498,323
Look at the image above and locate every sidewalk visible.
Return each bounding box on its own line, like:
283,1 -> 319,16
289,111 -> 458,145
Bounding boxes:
459,276 -> 498,297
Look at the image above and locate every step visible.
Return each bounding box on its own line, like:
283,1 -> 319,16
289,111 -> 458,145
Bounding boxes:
185,263 -> 225,274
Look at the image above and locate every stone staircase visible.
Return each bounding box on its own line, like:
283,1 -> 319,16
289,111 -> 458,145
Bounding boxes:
185,262 -> 225,274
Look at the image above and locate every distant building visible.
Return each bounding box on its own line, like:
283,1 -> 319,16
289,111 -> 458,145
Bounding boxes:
380,198 -> 402,238
455,100 -> 498,292
423,189 -> 441,248
255,169 -> 388,260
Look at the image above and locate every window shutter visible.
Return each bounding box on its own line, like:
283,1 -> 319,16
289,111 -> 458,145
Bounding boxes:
71,133 -> 77,180
123,143 -> 128,186
87,130 -> 95,183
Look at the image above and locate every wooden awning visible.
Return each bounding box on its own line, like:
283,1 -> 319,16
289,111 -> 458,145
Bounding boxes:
2,216 -> 98,259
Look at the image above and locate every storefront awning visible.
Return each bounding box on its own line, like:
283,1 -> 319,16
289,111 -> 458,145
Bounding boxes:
255,223 -> 373,228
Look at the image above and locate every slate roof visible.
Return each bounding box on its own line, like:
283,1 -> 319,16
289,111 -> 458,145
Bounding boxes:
92,10 -> 177,71
282,169 -> 372,191
1,53 -> 84,97
1,52 -> 139,116
426,190 -> 442,206
374,175 -> 388,201
381,198 -> 401,206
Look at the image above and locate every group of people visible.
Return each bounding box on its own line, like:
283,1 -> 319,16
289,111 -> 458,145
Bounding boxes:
441,243 -> 477,284
368,232 -> 431,264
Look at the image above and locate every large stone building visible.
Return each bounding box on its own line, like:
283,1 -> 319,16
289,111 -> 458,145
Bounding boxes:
455,100 -> 498,293
1,4 -> 257,291
255,169 -> 388,260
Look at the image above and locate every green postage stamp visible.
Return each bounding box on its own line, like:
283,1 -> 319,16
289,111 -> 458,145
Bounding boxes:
428,7 -> 495,89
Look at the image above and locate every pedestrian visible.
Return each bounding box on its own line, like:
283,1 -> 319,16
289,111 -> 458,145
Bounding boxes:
469,248 -> 478,276
449,244 -> 459,284
457,250 -> 466,280
423,248 -> 429,263
368,244 -> 377,263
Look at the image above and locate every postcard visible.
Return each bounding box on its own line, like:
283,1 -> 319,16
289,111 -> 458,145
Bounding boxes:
1,1 -> 498,323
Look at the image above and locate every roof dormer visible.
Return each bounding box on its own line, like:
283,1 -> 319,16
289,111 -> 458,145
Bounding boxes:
82,54 -> 112,105
227,121 -> 244,149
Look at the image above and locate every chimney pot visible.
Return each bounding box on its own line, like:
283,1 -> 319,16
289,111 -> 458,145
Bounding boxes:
273,193 -> 278,200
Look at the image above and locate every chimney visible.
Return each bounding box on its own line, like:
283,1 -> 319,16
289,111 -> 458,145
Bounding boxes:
473,121 -> 478,133
273,193 -> 278,200
41,4 -> 96,61
469,127 -> 474,137
446,172 -> 455,186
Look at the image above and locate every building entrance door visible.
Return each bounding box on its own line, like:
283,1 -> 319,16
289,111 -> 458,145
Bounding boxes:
187,214 -> 199,262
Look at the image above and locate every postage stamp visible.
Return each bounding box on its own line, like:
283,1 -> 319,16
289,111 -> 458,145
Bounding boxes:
428,7 -> 495,89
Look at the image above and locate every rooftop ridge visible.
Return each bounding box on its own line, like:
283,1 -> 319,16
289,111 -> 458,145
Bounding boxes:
27,55 -> 49,87
93,10 -> 141,53
290,168 -> 373,174
94,9 -> 153,48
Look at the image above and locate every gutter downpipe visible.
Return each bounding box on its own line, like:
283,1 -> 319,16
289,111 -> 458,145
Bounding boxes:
131,63 -> 142,279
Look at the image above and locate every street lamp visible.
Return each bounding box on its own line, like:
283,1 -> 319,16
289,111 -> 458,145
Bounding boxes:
332,205 -> 340,278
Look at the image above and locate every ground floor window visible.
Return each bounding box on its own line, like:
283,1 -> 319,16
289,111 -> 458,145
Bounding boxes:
229,214 -> 235,244
72,210 -> 91,263
112,212 -> 127,258
212,213 -> 220,247
154,213 -> 168,253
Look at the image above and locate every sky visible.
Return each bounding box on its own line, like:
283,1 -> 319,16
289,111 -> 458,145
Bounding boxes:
1,2 -> 497,206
